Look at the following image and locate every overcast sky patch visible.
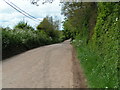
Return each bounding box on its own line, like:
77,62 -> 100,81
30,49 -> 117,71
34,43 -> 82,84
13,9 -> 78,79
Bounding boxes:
0,0 -> 64,30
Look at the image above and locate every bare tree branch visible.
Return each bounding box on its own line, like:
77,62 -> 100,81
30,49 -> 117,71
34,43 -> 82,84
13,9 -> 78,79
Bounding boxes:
31,0 -> 54,6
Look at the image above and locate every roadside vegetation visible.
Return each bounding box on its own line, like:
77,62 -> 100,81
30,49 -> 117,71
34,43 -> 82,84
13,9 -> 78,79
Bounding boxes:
62,2 -> 119,88
1,2 -> 119,88
2,16 -> 64,59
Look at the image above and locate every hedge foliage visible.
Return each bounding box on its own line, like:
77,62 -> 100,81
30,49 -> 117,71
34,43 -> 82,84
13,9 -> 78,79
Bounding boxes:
62,2 -> 119,88
2,19 -> 64,59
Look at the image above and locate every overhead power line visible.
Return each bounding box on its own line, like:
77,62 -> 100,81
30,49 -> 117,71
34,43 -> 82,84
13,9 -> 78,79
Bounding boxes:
3,0 -> 41,23
7,0 -> 39,20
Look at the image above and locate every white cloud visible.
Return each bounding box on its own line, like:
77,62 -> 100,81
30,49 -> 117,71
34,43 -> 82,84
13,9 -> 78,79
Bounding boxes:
0,0 -> 64,29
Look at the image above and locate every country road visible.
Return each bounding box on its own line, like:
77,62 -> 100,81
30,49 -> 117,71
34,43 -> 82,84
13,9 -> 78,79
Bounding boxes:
2,40 -> 87,88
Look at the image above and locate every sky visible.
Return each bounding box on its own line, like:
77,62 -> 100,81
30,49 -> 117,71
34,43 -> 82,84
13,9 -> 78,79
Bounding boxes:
0,0 -> 64,30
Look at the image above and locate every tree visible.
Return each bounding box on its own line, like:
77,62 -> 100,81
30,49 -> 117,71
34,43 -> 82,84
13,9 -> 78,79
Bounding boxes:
62,2 -> 97,42
37,16 -> 60,41
37,16 -> 54,32
14,21 -> 34,30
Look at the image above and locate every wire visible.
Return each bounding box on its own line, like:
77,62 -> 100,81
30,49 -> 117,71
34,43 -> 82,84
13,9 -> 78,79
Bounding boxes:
7,0 -> 40,20
3,0 -> 41,23
4,0 -> 40,22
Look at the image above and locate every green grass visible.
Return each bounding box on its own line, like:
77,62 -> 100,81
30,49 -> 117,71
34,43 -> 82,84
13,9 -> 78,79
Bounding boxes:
73,38 -> 119,88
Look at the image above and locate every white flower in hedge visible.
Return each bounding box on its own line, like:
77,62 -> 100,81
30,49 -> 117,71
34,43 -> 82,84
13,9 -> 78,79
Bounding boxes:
49,37 -> 52,40
116,18 -> 118,21
22,39 -> 26,43
105,87 -> 108,88
72,40 -> 76,42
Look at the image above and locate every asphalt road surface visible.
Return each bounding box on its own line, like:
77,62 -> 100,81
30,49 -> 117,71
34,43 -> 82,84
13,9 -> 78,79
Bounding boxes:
2,40 -> 87,88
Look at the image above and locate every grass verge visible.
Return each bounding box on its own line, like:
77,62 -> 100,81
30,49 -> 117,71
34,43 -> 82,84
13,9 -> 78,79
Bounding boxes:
72,37 -> 119,88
